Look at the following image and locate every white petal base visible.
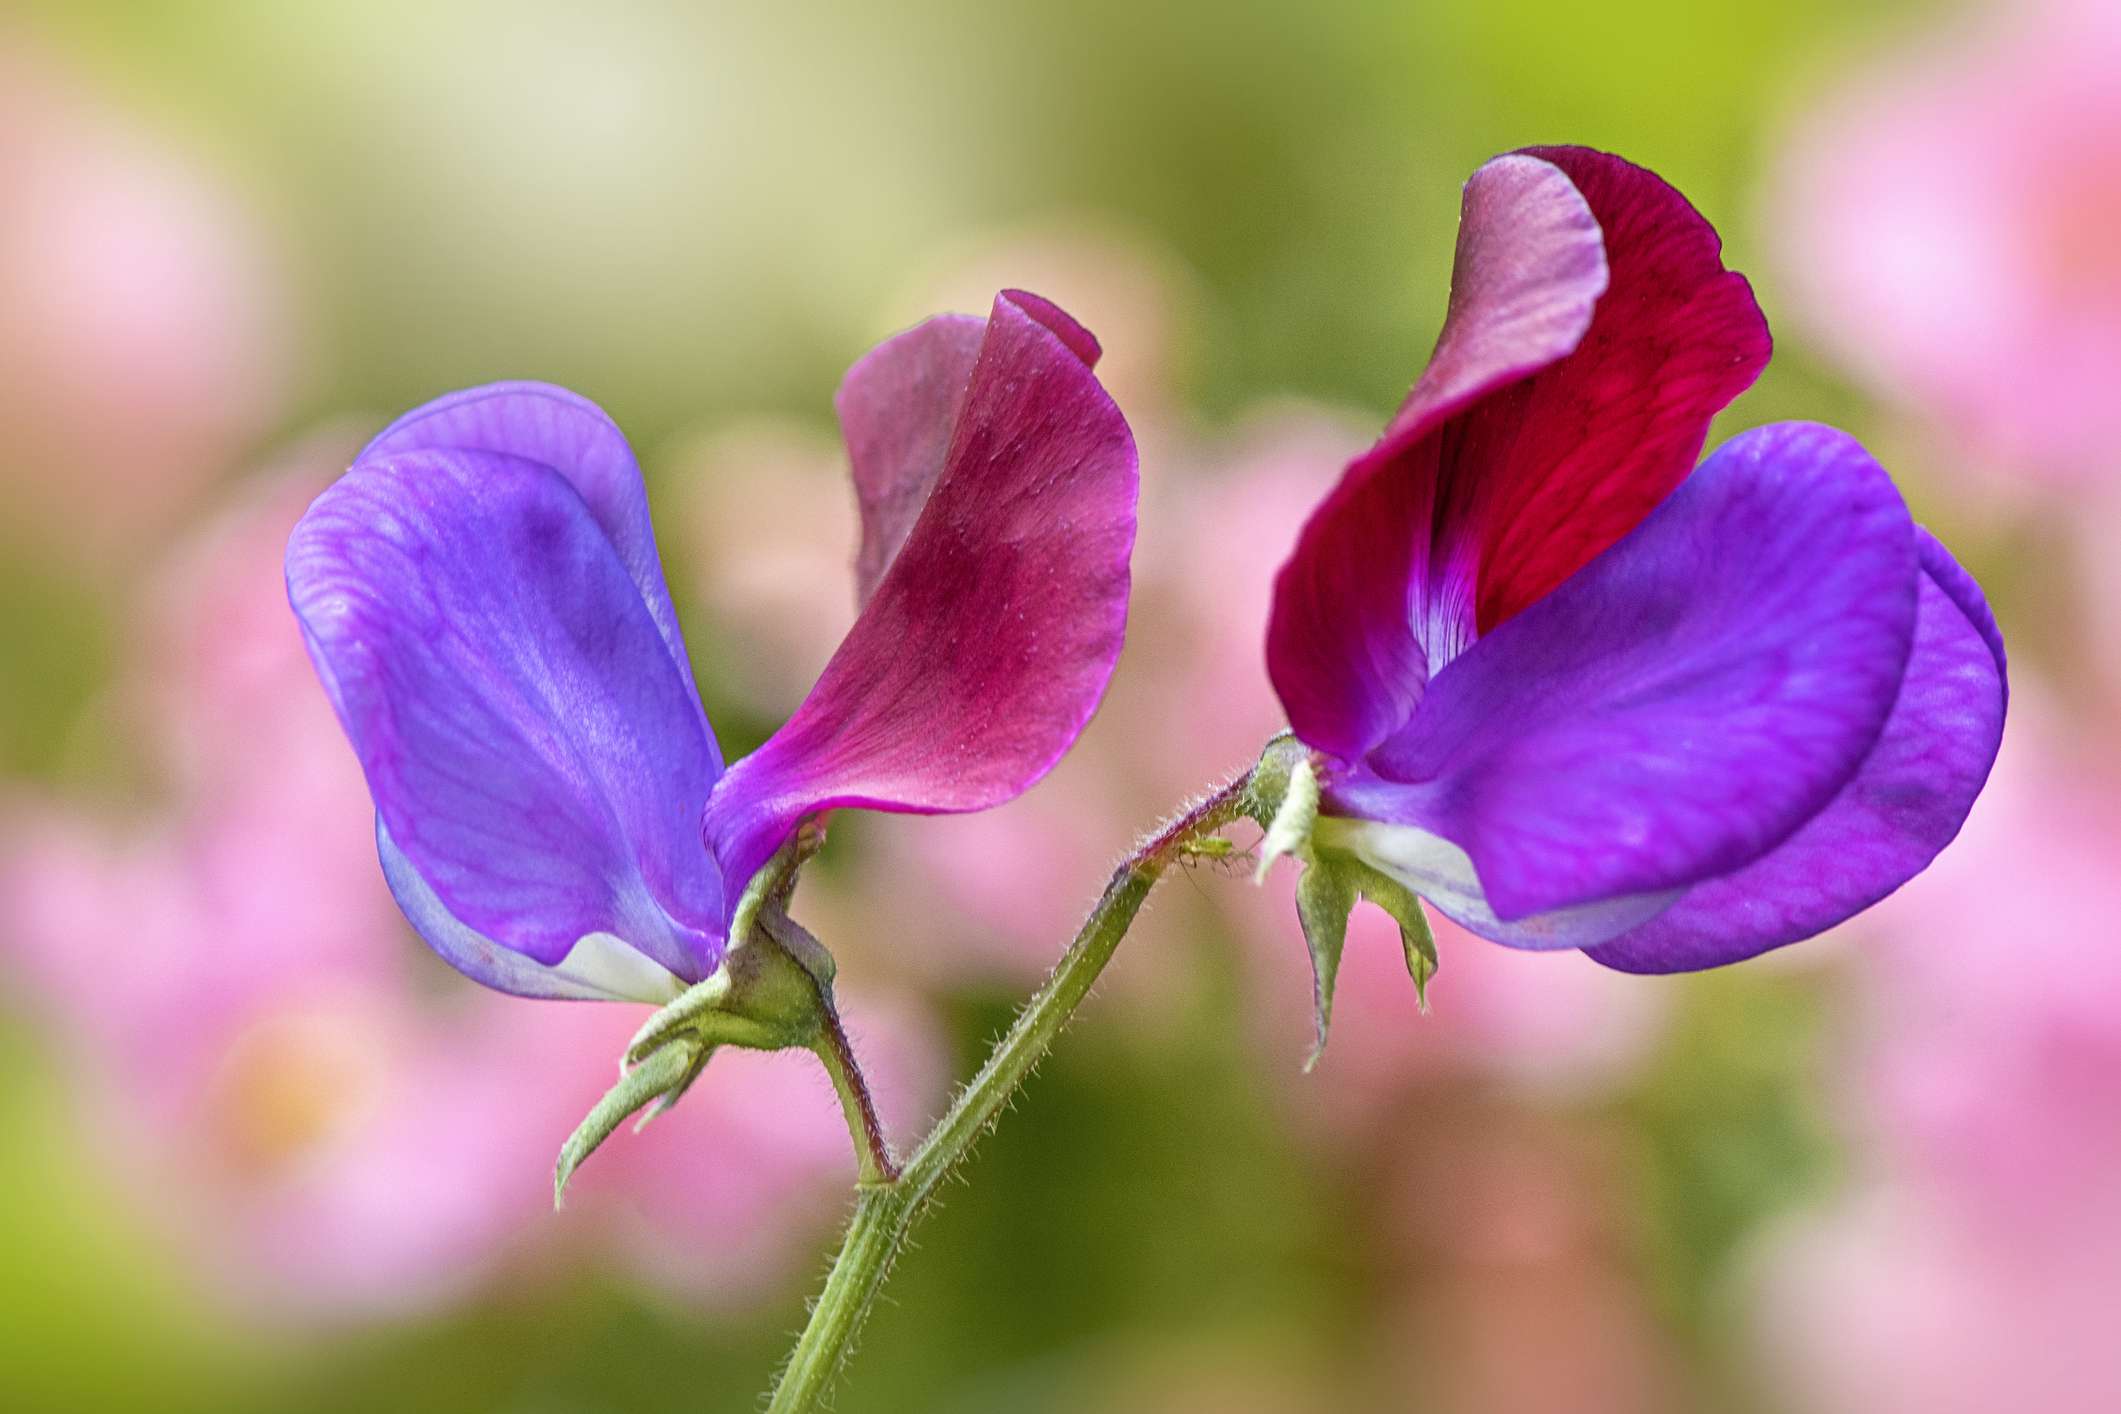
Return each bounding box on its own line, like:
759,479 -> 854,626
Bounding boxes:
379,819 -> 688,1003
1313,815 -> 1678,951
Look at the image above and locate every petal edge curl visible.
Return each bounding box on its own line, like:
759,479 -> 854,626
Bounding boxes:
704,291 -> 1138,896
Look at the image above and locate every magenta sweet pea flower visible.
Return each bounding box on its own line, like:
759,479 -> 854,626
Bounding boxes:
1265,147 -> 2008,973
287,290 -> 1135,1004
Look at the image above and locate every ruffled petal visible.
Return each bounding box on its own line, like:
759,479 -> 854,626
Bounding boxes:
1347,422 -> 1918,928
839,295 -> 1104,607
704,291 -> 1137,894
362,381 -> 710,739
1586,530 -> 2008,972
1267,152 -> 1608,759
287,448 -> 725,991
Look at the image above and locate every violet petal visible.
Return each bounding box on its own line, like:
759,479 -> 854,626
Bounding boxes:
362,380 -> 710,729
287,447 -> 725,990
1586,530 -> 2008,972
1350,422 -> 1918,927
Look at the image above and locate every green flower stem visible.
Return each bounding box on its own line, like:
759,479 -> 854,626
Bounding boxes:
764,771 -> 1263,1413
813,1000 -> 899,1187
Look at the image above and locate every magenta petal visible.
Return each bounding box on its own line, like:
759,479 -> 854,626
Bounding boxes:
1358,422 -> 1918,925
1460,147 -> 1771,636
362,381 -> 707,720
1267,152 -> 1609,759
840,292 -> 1105,608
703,291 -> 1137,893
287,448 -> 724,988
838,314 -> 987,606
998,287 -> 1103,365
1586,531 -> 2008,973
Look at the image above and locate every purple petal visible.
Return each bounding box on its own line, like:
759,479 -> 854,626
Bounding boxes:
704,291 -> 1137,893
838,315 -> 986,607
1586,530 -> 2008,973
287,448 -> 725,992
377,820 -> 685,1002
1345,422 -> 1919,928
362,381 -> 709,739
1266,152 -> 1608,759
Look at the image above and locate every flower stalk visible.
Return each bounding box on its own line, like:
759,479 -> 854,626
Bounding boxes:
763,762 -> 1276,1412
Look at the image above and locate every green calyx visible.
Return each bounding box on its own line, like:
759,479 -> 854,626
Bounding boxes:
1247,739 -> 1441,1069
556,840 -> 872,1206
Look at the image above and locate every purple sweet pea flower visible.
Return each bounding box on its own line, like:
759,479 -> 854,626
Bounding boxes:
288,290 -> 1136,1004
1265,147 -> 2008,973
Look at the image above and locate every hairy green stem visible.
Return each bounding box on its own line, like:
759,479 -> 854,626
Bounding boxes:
813,1002 -> 899,1187
764,771 -> 1260,1412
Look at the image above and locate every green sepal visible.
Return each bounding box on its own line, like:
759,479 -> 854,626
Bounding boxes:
1400,903 -> 1439,1013
1337,858 -> 1440,1013
635,1042 -> 714,1132
561,845 -> 844,1203
1294,861 -> 1358,1072
556,1041 -> 697,1207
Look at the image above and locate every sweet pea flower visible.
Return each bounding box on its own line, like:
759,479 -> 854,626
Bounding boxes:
287,291 -> 1136,1002
1264,148 -> 2007,973
2,470 -> 941,1318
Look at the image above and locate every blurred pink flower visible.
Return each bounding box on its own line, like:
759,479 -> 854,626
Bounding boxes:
1377,1099 -> 1687,1414
0,32 -> 293,570
675,420 -> 859,722
1747,684 -> 2121,1411
1772,0 -> 2121,485
2077,487 -> 2121,695
0,459 -> 941,1321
